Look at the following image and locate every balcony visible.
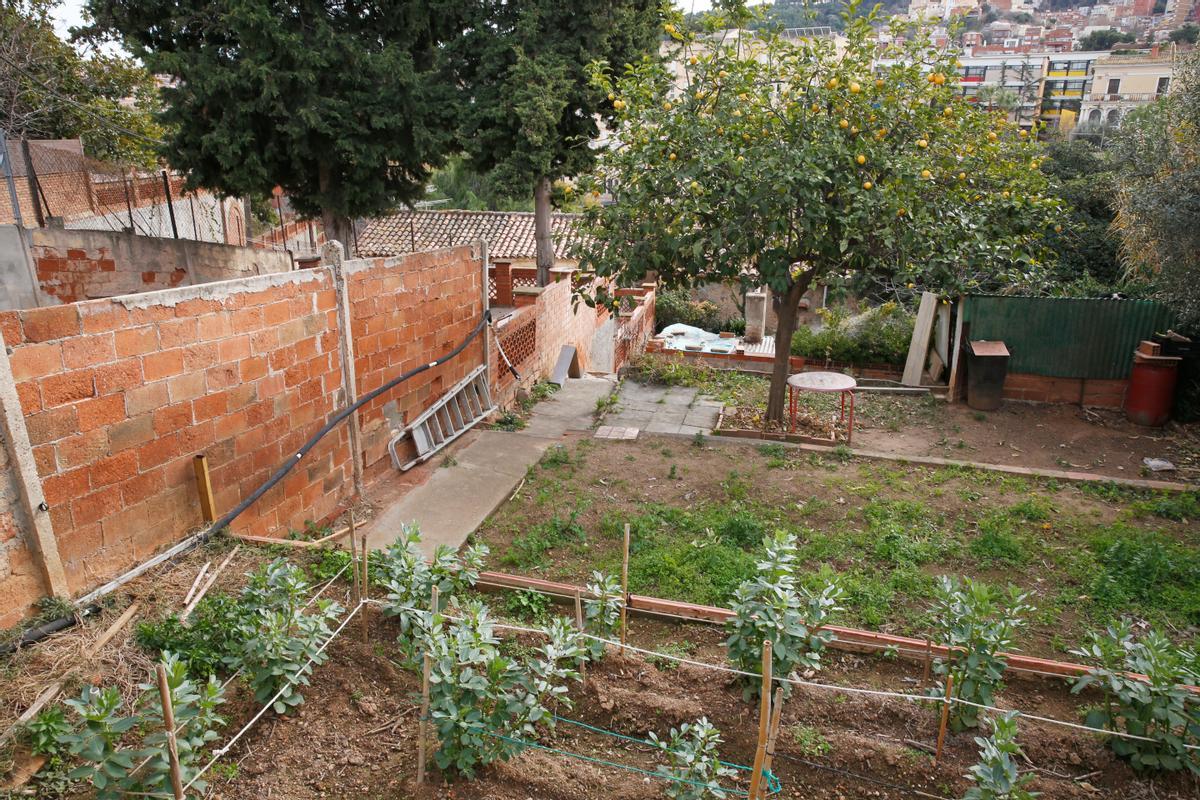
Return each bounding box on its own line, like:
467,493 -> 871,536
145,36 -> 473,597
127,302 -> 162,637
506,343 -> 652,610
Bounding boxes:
1087,92 -> 1161,103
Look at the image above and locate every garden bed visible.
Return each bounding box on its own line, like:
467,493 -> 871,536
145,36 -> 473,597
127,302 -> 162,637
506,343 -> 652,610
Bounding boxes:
714,404 -> 839,446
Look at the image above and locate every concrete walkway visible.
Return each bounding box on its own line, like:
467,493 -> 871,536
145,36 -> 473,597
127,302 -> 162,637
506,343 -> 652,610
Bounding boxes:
361,375 -> 615,555
602,380 -> 721,436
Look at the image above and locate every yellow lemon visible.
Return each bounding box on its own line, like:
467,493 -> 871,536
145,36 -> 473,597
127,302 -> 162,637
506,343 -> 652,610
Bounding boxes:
943,106 -> 953,117
839,118 -> 849,129
664,23 -> 676,34
1019,129 -> 1028,138
607,93 -> 615,101
862,181 -> 873,190
907,282 -> 915,288
719,70 -> 729,79
957,172 -> 966,181
917,139 -> 928,148
856,154 -> 866,165
1054,224 -> 1063,233
1002,190 -> 1010,198
920,169 -> 932,179
987,132 -> 998,142
897,208 -> 906,217
850,126 -> 860,134
811,103 -> 820,113
663,101 -> 673,111
736,155 -> 744,163
732,109 -> 742,117
668,152 -> 677,161
827,77 -> 839,90
849,81 -> 861,94
689,56 -> 698,66
613,99 -> 626,110
875,78 -> 885,89
690,180 -> 700,192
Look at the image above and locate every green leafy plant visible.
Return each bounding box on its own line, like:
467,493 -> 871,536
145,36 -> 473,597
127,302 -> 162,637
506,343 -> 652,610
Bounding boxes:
928,576 -> 1035,730
1070,620 -> 1200,773
726,531 -> 843,699
790,724 -> 832,757
225,559 -> 342,714
60,653 -> 226,799
135,593 -> 251,679
504,588 -> 552,623
583,571 -> 623,661
24,706 -> 70,757
425,600 -> 583,777
791,303 -> 915,367
650,717 -> 737,800
963,711 -> 1038,800
380,523 -> 488,665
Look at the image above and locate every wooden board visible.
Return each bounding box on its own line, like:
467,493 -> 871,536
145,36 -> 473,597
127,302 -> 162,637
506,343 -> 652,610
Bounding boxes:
902,292 -> 939,387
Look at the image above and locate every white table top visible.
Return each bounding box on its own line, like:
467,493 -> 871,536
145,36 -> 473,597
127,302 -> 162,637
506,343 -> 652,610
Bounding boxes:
787,371 -> 857,393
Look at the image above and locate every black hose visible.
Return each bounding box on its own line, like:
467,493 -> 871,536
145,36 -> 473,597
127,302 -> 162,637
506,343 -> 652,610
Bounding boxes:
0,614 -> 77,656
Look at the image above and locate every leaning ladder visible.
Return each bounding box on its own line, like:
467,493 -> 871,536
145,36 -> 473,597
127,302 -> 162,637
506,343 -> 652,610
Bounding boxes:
388,364 -> 496,471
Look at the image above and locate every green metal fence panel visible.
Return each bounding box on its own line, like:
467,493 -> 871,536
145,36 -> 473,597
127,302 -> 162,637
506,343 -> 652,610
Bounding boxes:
961,296 -> 1176,380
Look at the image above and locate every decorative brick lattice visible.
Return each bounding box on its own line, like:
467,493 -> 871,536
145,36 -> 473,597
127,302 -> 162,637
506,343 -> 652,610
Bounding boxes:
487,275 -> 497,303
512,268 -> 538,290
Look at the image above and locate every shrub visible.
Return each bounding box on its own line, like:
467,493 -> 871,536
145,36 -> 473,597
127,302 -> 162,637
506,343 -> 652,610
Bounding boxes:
225,559 -> 343,713
650,717 -> 737,800
964,711 -> 1038,800
135,593 -> 251,679
426,600 -> 583,777
929,576 -> 1035,731
61,652 -> 226,799
716,511 -> 765,549
726,531 -> 842,699
1070,621 -> 1200,773
655,289 -> 725,333
790,303 -> 914,367
504,588 -> 551,623
583,571 -> 623,661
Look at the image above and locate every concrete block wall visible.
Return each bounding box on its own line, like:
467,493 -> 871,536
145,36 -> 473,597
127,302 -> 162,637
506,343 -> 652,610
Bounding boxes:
0,244 -> 488,623
348,246 -> 485,476
26,227 -> 291,306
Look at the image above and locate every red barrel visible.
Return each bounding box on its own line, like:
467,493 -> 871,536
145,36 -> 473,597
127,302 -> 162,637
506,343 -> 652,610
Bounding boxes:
1125,353 -> 1180,427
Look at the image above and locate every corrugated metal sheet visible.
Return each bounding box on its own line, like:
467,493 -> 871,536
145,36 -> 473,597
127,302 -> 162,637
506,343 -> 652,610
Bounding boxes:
961,296 -> 1176,379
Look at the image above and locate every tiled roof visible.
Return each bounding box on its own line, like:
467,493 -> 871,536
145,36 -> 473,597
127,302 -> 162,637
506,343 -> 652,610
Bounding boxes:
356,209 -> 588,261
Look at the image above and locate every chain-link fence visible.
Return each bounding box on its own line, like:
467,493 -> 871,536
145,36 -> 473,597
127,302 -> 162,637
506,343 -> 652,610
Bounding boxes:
1,138 -> 248,246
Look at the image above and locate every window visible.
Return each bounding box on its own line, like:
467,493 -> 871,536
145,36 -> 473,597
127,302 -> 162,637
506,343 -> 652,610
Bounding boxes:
1157,76 -> 1170,95
1106,78 -> 1121,95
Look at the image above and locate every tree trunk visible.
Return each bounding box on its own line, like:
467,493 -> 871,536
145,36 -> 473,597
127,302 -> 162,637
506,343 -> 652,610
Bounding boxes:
533,176 -> 553,286
320,208 -> 354,258
765,278 -> 813,424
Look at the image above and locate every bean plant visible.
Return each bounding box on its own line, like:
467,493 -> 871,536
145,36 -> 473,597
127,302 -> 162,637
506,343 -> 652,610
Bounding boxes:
963,711 -> 1038,800
380,523 -> 488,665
650,717 -> 738,800
1070,620 -> 1200,773
928,576 -> 1034,730
725,531 -> 843,699
60,652 -> 226,799
583,570 -> 623,660
225,558 -> 342,713
426,599 -> 583,777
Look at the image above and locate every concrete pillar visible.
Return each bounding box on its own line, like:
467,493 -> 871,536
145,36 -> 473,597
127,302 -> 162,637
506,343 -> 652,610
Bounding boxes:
322,240 -> 364,498
0,340 -> 69,599
744,289 -> 768,344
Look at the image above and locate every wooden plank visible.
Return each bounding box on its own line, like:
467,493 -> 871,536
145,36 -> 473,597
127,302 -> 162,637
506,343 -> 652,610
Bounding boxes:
193,454 -> 217,523
902,291 -> 939,386
946,297 -> 966,403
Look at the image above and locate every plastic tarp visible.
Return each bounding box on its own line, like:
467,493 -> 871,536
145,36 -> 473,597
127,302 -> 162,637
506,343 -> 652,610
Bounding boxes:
658,323 -> 738,354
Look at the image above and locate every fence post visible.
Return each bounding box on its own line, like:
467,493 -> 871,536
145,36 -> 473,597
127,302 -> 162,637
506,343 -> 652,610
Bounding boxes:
122,170 -> 136,233
161,169 -> 179,239
620,523 -> 630,653
935,673 -> 955,764
19,140 -> 45,227
155,663 -> 187,800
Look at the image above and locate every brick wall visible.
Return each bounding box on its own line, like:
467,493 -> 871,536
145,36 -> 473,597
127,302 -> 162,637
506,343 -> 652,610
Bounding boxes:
26,226 -> 291,307
348,246 -> 485,476
0,244 -> 487,621
1001,373 -> 1129,408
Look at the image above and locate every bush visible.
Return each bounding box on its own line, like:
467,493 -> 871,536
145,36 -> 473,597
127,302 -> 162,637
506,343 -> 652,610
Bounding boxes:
928,576 -> 1035,731
725,531 -> 842,699
1070,621 -> 1200,773
790,303 -> 914,367
655,288 -> 742,334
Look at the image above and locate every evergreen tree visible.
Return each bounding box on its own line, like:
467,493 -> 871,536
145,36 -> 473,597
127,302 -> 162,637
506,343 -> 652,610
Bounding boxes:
85,0 -> 468,248
453,0 -> 661,284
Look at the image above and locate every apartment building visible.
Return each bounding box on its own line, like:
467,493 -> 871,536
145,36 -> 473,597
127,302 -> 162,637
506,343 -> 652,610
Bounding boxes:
1077,50 -> 1177,132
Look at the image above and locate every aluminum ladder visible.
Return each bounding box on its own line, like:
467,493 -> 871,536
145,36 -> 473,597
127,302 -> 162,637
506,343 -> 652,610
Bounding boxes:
388,364 -> 496,471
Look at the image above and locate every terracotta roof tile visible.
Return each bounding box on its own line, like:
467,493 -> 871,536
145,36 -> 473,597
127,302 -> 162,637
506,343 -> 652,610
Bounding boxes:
357,209 -> 587,261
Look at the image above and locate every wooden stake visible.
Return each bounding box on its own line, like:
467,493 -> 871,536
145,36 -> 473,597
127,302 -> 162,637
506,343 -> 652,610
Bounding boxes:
923,637 -> 932,684
182,562 -> 211,606
155,663 -> 186,800
620,523 -> 630,653
417,586 -> 438,786
935,673 -> 955,764
348,516 -> 360,609
574,588 -> 586,679
193,454 -> 217,523
761,686 -> 785,783
359,526 -> 369,644
182,545 -> 241,621
747,640 -> 773,800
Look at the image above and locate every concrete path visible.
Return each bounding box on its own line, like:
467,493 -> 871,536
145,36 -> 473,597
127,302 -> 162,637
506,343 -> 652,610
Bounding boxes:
362,375 -> 615,555
602,380 -> 721,436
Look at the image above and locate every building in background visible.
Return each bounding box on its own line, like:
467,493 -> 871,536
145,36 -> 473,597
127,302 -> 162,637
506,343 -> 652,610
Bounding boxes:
1077,48 -> 1177,137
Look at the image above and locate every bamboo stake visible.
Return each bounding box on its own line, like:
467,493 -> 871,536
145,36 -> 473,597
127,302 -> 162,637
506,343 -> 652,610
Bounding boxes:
193,454 -> 217,523
574,589 -> 586,679
923,637 -> 932,683
155,663 -> 186,800
747,640 -> 773,800
182,562 -> 211,606
417,586 -> 438,786
359,525 -> 369,645
0,602 -> 141,747
935,673 -> 955,764
349,516 -> 360,609
761,686 -> 785,783
620,523 -> 630,653
182,546 -> 241,621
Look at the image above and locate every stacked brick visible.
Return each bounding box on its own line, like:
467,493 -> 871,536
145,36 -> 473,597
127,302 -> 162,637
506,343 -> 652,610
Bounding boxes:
34,244 -> 186,304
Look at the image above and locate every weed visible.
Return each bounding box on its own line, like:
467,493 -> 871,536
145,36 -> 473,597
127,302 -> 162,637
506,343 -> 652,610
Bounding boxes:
503,589 -> 551,623
541,445 -> 572,469
721,470 -> 750,502
440,454 -> 458,468
972,411 -> 988,422
502,511 -> 586,569
668,463 -> 678,480
790,724 -> 832,757
23,706 -> 70,756
691,431 -> 707,448
758,443 -> 788,459
1129,490 -> 1200,522
491,410 -> 526,431
831,444 -> 853,463
594,392 -> 619,415
645,640 -> 697,671
969,513 -> 1028,566
715,512 -> 765,549
1086,527 -> 1200,624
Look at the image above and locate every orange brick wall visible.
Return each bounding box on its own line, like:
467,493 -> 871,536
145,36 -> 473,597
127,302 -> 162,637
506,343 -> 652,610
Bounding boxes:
532,270 -> 605,378
348,246 -> 485,475
0,245 -> 488,619
1001,372 -> 1129,409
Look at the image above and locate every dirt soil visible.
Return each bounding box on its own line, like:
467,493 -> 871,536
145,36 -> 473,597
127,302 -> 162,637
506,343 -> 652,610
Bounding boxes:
201,610 -> 1199,800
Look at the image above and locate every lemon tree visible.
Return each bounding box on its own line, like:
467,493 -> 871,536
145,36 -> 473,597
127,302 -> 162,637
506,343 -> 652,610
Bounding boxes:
577,0 -> 1059,422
